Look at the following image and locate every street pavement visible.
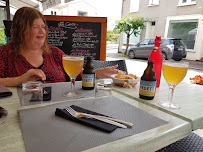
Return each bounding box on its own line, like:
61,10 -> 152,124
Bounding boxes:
106,42 -> 203,71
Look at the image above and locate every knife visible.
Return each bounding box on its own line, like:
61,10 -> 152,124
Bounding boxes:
76,112 -> 132,127
80,113 -> 127,129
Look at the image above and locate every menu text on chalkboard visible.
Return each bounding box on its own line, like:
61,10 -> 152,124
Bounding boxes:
46,20 -> 101,60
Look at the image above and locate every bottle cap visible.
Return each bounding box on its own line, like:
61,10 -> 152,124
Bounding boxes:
148,60 -> 154,63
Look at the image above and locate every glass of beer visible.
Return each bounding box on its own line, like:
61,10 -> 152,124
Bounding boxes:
62,55 -> 84,97
159,60 -> 189,109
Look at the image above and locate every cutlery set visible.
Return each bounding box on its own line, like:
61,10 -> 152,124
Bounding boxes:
65,106 -> 133,129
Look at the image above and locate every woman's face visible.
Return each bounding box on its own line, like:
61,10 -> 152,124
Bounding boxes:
25,18 -> 46,50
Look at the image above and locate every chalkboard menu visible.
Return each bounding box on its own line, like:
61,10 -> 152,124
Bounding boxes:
45,15 -> 107,61
46,21 -> 101,60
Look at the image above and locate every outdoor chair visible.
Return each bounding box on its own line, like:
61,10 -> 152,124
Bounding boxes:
3,20 -> 12,38
92,59 -> 128,74
156,132 -> 203,152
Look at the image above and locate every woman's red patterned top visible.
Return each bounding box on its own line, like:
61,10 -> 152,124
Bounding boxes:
0,44 -> 67,82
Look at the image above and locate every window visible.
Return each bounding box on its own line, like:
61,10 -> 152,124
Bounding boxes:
178,0 -> 196,6
78,11 -> 87,16
151,22 -> 156,26
130,0 -> 139,12
139,39 -> 150,46
148,0 -> 159,6
182,0 -> 196,3
51,11 -> 56,15
148,39 -> 155,45
167,19 -> 198,49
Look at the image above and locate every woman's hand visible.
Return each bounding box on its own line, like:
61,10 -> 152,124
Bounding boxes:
95,65 -> 125,78
0,69 -> 46,87
19,69 -> 46,83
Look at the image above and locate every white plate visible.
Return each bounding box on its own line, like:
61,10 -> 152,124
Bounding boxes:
110,74 -> 140,87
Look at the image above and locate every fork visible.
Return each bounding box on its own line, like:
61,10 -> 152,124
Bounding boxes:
65,107 -> 127,129
66,106 -> 133,127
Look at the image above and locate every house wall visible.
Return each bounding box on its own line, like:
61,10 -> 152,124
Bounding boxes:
137,0 -> 203,60
60,1 -> 97,16
138,0 -> 203,37
139,0 -> 203,17
43,1 -> 97,17
118,0 -> 132,53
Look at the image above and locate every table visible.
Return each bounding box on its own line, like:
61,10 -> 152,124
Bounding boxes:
112,69 -> 203,131
0,82 -> 191,152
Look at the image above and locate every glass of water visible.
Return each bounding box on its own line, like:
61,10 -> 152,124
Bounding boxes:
22,81 -> 43,104
95,79 -> 113,98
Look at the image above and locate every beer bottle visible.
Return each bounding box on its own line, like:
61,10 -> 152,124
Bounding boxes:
82,56 -> 95,90
139,60 -> 156,100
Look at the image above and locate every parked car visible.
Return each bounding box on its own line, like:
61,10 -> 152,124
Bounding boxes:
127,38 -> 187,61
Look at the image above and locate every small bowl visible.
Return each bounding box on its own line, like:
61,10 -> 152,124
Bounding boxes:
111,74 -> 140,87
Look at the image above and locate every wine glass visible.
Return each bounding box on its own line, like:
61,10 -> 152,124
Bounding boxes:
62,55 -> 84,97
159,60 -> 189,109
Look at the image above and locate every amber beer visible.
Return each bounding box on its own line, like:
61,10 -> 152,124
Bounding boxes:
62,56 -> 84,77
139,60 -> 157,100
82,56 -> 95,90
162,63 -> 188,85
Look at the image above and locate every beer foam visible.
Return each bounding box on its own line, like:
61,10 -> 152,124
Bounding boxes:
63,56 -> 84,61
163,62 -> 188,68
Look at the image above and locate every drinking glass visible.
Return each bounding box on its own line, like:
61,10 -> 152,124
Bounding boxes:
159,60 -> 189,109
62,55 -> 84,97
22,81 -> 43,104
95,79 -> 113,98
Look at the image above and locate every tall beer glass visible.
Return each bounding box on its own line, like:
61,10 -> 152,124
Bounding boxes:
62,55 -> 84,97
159,60 -> 189,109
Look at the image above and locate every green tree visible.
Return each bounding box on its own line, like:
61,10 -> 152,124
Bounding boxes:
115,13 -> 147,55
107,30 -> 119,43
0,29 -> 6,44
200,6 -> 203,15
107,30 -> 114,42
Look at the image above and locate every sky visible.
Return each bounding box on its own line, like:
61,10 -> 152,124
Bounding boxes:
84,0 -> 123,30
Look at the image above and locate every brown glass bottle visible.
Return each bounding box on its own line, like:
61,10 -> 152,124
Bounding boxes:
82,56 -> 95,90
139,60 -> 157,100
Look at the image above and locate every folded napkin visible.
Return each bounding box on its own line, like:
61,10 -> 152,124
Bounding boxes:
0,84 -> 12,98
55,105 -> 117,133
43,87 -> 51,101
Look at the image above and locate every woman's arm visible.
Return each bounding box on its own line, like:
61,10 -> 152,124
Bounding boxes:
0,69 -> 46,87
0,77 -> 22,87
95,65 -> 121,78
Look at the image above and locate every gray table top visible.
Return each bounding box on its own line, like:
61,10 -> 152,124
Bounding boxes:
112,69 -> 203,131
0,82 -> 191,152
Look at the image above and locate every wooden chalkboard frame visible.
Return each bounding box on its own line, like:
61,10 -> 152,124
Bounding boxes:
45,15 -> 107,61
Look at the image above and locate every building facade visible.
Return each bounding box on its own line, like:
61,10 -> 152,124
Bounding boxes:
123,0 -> 203,61
42,0 -> 98,17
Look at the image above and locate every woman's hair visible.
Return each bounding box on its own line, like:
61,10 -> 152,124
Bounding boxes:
10,7 -> 51,54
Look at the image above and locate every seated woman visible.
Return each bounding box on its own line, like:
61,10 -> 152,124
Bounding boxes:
0,7 -> 119,87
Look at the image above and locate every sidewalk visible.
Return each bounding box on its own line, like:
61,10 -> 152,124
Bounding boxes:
106,52 -> 203,71
184,59 -> 203,71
